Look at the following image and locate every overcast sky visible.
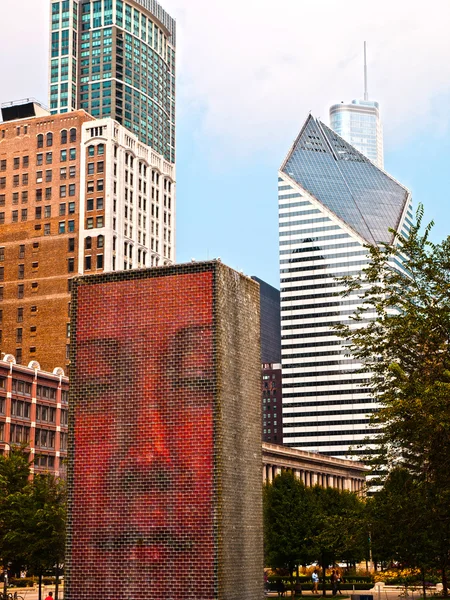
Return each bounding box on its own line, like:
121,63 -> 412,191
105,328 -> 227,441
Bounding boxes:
1,0 -> 450,285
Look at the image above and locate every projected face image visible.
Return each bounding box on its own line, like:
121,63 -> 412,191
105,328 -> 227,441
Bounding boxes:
70,272 -> 215,600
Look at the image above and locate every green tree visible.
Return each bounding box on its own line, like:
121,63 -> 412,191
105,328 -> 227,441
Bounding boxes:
310,487 -> 367,595
0,447 -> 30,594
264,471 -> 314,593
0,449 -> 66,600
335,205 -> 450,594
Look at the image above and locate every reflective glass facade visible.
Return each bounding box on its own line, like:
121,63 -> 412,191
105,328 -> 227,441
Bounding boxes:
284,116 -> 408,245
330,100 -> 383,169
49,0 -> 176,163
279,115 -> 411,458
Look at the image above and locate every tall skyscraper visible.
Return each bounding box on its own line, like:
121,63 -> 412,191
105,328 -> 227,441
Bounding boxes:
49,0 -> 176,163
279,114 -> 411,459
329,43 -> 383,168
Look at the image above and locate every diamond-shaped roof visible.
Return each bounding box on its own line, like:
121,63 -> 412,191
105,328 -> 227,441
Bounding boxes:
281,115 -> 410,244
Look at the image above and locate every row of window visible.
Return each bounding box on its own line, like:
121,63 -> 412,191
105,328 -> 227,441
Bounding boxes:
36,129 -> 77,148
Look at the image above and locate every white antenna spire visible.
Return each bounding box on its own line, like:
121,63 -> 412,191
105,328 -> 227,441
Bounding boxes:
364,41 -> 369,101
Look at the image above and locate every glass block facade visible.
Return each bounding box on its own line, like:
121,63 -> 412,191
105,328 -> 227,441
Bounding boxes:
329,100 -> 383,169
49,0 -> 176,163
279,114 -> 411,458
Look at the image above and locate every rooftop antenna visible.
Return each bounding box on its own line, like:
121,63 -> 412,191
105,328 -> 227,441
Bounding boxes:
364,41 -> 369,101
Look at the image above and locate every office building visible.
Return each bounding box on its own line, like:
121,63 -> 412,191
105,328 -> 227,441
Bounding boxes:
262,363 -> 283,444
0,100 -> 175,370
279,114 -> 411,458
49,0 -> 176,163
251,277 -> 283,443
0,355 -> 69,477
251,276 -> 281,364
329,43 -> 383,168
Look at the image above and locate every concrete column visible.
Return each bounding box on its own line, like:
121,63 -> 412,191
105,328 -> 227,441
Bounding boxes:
276,467 -> 282,476
268,465 -> 273,484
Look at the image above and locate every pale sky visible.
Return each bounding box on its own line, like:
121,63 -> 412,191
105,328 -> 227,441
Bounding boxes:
1,0 -> 450,285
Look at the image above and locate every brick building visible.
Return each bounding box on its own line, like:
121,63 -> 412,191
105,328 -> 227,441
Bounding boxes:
0,355 -> 69,476
67,260 -> 264,600
0,100 -> 175,370
262,362 -> 283,444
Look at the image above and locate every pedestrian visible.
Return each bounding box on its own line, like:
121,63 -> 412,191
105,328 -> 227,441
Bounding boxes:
336,571 -> 343,595
277,578 -> 286,597
312,569 -> 319,595
44,593 -> 53,600
331,570 -> 338,596
295,579 -> 303,597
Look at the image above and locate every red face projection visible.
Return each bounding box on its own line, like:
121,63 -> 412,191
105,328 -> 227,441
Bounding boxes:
69,272 -> 215,600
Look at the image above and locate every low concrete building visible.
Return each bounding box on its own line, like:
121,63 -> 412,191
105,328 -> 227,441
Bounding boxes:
263,442 -> 366,492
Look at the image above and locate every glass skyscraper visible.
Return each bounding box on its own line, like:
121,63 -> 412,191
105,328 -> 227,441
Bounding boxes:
49,0 -> 176,163
279,114 -> 412,458
329,100 -> 383,169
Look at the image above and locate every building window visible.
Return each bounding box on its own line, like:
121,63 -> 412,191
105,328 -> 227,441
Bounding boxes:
44,223 -> 51,236
12,210 -> 18,223
21,209 -> 27,221
46,132 -> 53,147
17,284 -> 24,299
18,264 -> 24,279
68,258 -> 75,273
17,307 -> 24,322
68,201 -> 75,214
97,179 -> 104,191
85,255 -> 92,270
69,148 -> 76,160
96,216 -> 104,228
36,189 -> 42,202
69,184 -> 75,196
44,205 -> 51,218
60,167 -> 67,179
86,217 -> 94,229
70,128 -> 77,143
0,247 -> 4,261
97,235 -> 104,248
61,130 -> 68,144
37,134 -> 44,148
59,203 -> 66,216
60,185 -> 67,197
68,220 -> 75,232
96,254 -> 104,269
85,237 -> 92,250
68,237 -> 75,252
35,206 -> 42,219
13,157 -> 20,169
59,222 -> 66,234
60,149 -> 67,162
16,328 -> 23,344
46,152 -> 53,164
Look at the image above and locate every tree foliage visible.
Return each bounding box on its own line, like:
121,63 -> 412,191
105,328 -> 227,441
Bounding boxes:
264,471 -> 367,595
0,449 -> 66,588
335,205 -> 450,594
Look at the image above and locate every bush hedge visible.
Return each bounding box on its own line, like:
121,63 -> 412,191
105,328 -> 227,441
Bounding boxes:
267,575 -> 373,592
